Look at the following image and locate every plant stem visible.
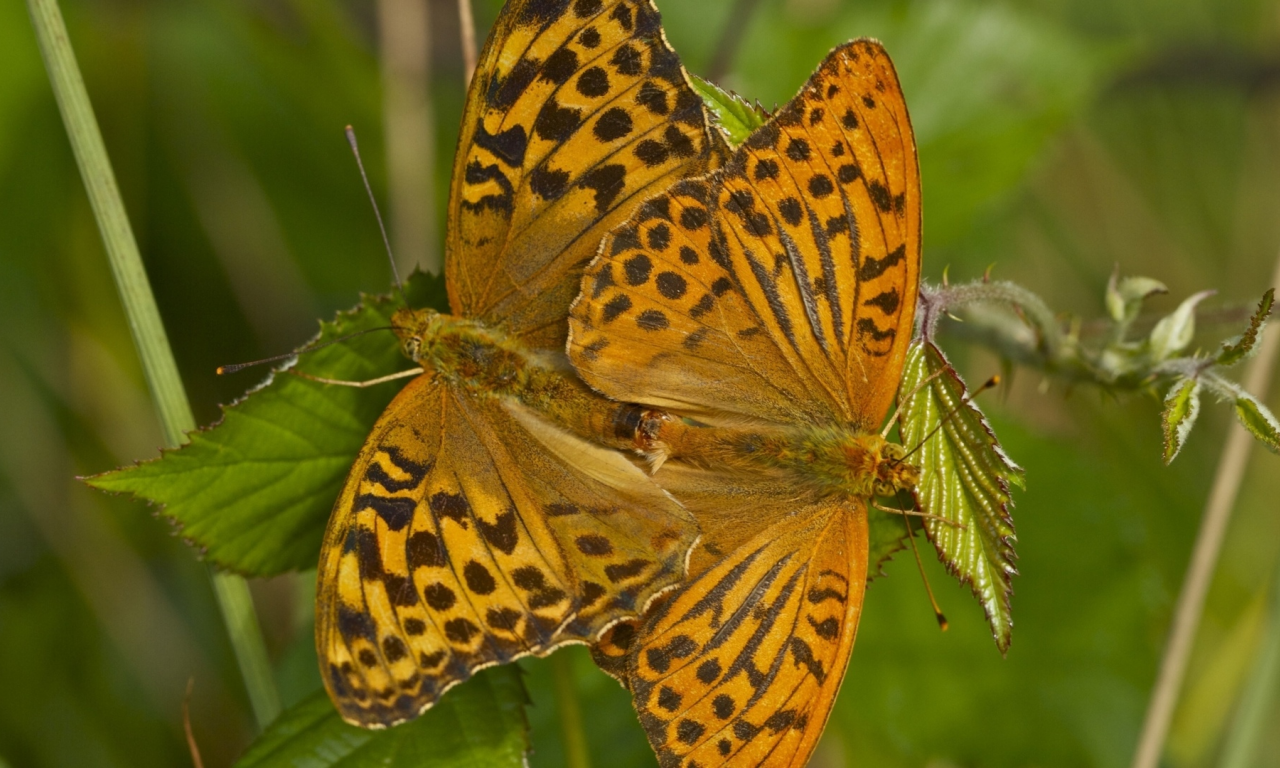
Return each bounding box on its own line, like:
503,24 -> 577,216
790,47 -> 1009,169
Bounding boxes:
457,0 -> 477,87
1130,252 -> 1280,768
377,0 -> 440,275
27,0 -> 281,730
550,651 -> 592,768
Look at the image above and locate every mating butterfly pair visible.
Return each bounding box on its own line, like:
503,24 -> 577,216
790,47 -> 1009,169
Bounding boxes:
315,1 -> 920,766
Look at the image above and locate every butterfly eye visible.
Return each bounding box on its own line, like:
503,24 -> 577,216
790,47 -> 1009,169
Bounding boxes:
403,337 -> 421,360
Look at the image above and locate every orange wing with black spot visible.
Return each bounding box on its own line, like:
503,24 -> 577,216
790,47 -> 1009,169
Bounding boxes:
570,39 -> 919,431
568,40 -> 921,766
447,0 -> 726,349
628,479 -> 868,767
317,375 -> 697,727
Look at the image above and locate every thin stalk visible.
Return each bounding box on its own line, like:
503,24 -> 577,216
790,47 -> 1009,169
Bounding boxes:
377,0 -> 440,275
458,0 -> 477,87
1131,251 -> 1280,768
27,0 -> 281,729
1218,561 -> 1280,768
550,651 -> 592,768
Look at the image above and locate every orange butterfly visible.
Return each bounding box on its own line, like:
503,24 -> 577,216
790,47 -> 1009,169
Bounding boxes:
315,0 -> 727,727
568,39 -> 921,766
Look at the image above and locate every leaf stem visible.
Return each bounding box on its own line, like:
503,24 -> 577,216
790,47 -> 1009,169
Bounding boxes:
27,0 -> 281,729
550,651 -> 592,768
1130,251 -> 1280,768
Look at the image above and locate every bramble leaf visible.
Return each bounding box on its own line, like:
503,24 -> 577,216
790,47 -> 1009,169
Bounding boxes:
235,666 -> 527,767
867,508 -> 912,581
86,272 -> 448,576
1234,392 -> 1280,455
1148,290 -> 1214,361
899,341 -> 1023,652
1218,288 -> 1274,367
691,74 -> 767,147
1161,377 -> 1201,464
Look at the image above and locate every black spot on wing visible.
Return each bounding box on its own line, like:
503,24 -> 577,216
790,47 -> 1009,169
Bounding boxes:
863,288 -> 900,314
858,244 -> 906,282
579,164 -> 627,213
472,123 -> 528,168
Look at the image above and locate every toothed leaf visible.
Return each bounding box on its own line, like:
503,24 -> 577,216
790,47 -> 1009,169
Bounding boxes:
1161,377 -> 1201,464
1218,289 -> 1274,367
235,667 -> 527,767
1234,391 -> 1280,455
899,341 -> 1023,653
691,74 -> 767,147
86,272 -> 448,576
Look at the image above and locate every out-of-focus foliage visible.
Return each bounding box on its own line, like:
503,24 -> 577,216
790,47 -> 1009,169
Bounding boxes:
6,0 -> 1280,767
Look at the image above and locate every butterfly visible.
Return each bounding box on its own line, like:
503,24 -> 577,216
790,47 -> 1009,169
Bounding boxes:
315,0 -> 728,728
567,39 -> 921,766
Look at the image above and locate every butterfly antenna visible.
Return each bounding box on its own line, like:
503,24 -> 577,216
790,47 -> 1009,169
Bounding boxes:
216,327 -> 398,375
901,505 -> 948,631
881,368 -> 948,440
899,374 -> 1000,462
345,125 -> 407,307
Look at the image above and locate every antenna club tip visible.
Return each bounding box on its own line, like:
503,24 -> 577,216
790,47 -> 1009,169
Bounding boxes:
216,366 -> 227,376
936,614 -> 949,631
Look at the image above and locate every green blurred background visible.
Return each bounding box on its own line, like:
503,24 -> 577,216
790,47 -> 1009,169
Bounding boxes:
3,0 -> 1280,765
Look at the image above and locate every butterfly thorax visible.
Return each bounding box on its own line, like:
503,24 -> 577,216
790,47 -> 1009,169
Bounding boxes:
648,416 -> 920,498
391,308 -> 652,454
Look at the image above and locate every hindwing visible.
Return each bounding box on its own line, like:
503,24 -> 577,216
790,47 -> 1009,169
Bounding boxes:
317,374 -> 697,727
627,495 -> 868,768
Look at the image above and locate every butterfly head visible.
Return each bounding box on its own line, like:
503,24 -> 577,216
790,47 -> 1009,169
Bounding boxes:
866,437 -> 920,497
390,307 -> 443,363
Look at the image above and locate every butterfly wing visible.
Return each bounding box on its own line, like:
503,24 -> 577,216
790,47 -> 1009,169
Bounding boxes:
317,374 -> 697,726
570,39 -> 920,430
626,487 -> 869,767
447,0 -> 726,349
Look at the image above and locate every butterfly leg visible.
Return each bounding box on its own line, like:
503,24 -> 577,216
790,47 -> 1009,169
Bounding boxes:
289,367 -> 425,388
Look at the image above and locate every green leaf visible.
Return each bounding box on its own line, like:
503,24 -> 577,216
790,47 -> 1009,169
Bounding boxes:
1218,288 -> 1274,367
1234,392 -> 1280,455
899,341 -> 1023,653
1148,289 -> 1215,361
235,666 -> 529,767
1161,377 -> 1201,464
867,508 -> 912,581
689,73 -> 767,147
86,272 -> 448,576
1105,273 -> 1166,325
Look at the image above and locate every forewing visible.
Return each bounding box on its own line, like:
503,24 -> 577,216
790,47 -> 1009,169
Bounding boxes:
569,39 -> 920,429
571,178 -> 836,426
718,39 -> 920,428
447,0 -> 725,348
316,375 -> 697,727
627,501 -> 869,767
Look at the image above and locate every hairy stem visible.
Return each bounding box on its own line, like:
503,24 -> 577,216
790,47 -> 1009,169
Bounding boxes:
27,0 -> 281,729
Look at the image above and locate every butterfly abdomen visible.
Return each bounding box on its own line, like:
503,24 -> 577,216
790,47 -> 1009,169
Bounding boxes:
649,418 -> 918,498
